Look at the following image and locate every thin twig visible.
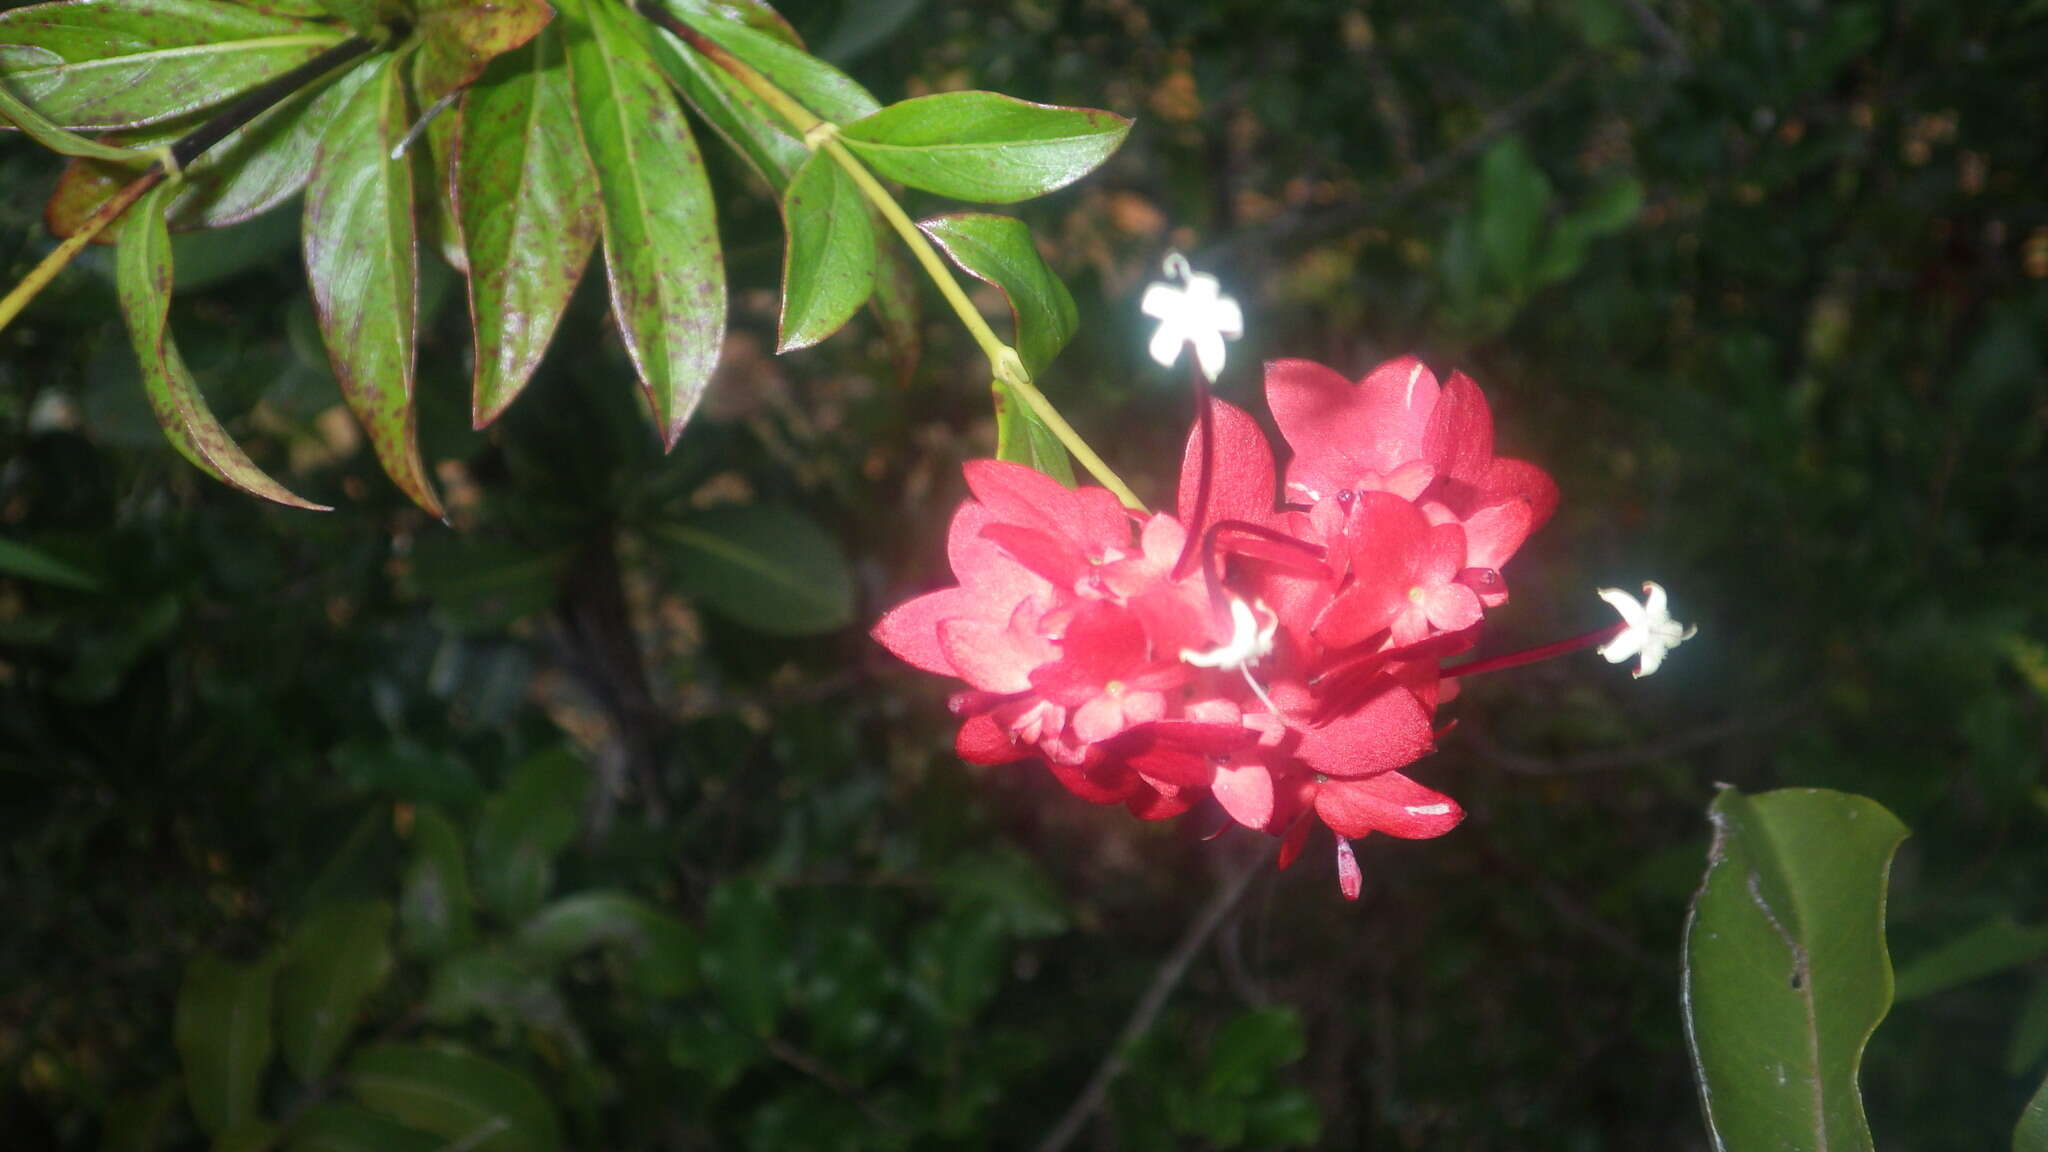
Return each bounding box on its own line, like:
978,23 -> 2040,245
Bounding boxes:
762,1033 -> 905,1134
1034,840 -> 1275,1152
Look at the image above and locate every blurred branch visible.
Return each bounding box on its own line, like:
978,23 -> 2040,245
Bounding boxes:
552,528 -> 668,825
1035,839 -> 1274,1152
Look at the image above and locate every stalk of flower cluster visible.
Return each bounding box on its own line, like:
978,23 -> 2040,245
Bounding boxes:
649,8 -> 1146,510
0,35 -> 380,337
1441,621 -> 1626,680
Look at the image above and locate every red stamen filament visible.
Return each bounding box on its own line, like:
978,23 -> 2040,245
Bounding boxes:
1440,622 -> 1627,681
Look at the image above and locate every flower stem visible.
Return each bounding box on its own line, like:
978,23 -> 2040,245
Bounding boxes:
0,35 -> 378,338
1441,622 -> 1626,680
651,9 -> 1145,510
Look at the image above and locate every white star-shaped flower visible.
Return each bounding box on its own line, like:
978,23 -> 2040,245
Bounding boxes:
1182,597 -> 1279,711
1141,253 -> 1242,382
1596,581 -> 1697,678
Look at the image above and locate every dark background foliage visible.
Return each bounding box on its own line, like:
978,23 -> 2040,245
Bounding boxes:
4,0 -> 2045,1147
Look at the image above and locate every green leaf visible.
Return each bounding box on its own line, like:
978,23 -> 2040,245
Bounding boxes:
993,383 -> 1073,483
667,0 -> 801,46
1535,175 -> 1642,286
654,505 -> 855,636
1894,918 -> 2048,1002
421,948 -> 571,1035
0,77 -> 155,165
400,805 -> 476,958
99,1078 -> 183,1152
0,0 -> 341,130
2021,1071 -> 2048,1152
285,1102 -> 442,1152
868,237 -> 921,387
117,182 -> 327,509
517,890 -> 698,996
1682,787 -> 1909,1152
413,0 -> 552,111
303,52 -> 440,515
2009,976 -> 2048,1077
917,212 -> 1075,375
701,877 -> 782,1035
1206,1007 -> 1306,1098
407,534 -> 570,634
457,28 -> 600,426
276,900 -> 395,1083
0,536 -> 103,591
1475,135 -> 1552,293
562,0 -> 725,448
346,1044 -> 561,1152
648,24 -> 803,190
169,55 -> 372,230
776,149 -> 875,351
668,7 -> 876,123
472,748 -> 589,919
175,953 -> 276,1138
840,92 -> 1131,204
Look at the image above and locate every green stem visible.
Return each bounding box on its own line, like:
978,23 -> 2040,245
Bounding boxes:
652,10 -> 1145,510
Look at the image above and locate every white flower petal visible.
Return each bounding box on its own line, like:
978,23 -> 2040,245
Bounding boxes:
1140,282 -> 1181,320
1192,331 -> 1228,381
1148,322 -> 1187,369
1597,587 -> 1647,628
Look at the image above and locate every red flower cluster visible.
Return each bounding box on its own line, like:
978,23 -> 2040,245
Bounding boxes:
874,357 -> 1556,897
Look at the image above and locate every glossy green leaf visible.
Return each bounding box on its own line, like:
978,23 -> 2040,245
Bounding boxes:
0,536 -> 102,591
918,212 -> 1075,375
303,52 -> 440,516
276,900 -> 395,1083
701,877 -> 782,1035
2021,1071 -> 2048,1152
117,182 -> 327,509
667,7 -> 876,123
413,0 -> 553,112
776,149 -> 874,351
919,212 -> 1077,482
667,0 -> 800,46
1683,787 -> 1908,1152
309,0 -> 377,34
1895,918 -> 2048,1002
169,56 -> 372,230
346,1044 -> 561,1152
400,804 -> 476,958
649,25 -> 803,190
472,748 -> 588,919
655,505 -> 855,636
0,0 -> 341,130
286,1102 -> 442,1152
562,0 -> 725,448
175,953 -> 275,1138
840,92 -> 1131,204
518,890 -> 697,997
457,28 -> 600,426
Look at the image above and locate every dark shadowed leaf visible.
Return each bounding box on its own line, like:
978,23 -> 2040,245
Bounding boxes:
400,805 -> 476,958
868,235 -> 921,386
472,748 -> 589,920
1894,918 -> 2048,1002
286,1102 -> 442,1152
518,890 -> 698,996
303,52 -> 440,515
667,6 -> 876,123
0,536 -> 102,591
0,78 -> 155,164
1683,787 -> 1907,1152
0,0 -> 341,129
169,56 -> 375,230
457,28 -> 600,426
413,0 -> 553,111
276,900 -> 395,1083
840,92 -> 1130,204
1207,1007 -> 1306,1097
2021,1072 -> 2048,1152
346,1044 -> 560,1152
421,948 -> 575,1039
175,953 -> 275,1137
99,1078 -> 183,1152
655,504 -> 854,636
701,877 -> 782,1035
777,149 -> 874,351
562,0 -> 725,448
649,25 -> 803,190
117,182 -> 327,508
992,382 -> 1073,485
1476,135 -> 1552,294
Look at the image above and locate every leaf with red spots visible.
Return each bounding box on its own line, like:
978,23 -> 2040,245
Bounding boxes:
413,0 -> 554,113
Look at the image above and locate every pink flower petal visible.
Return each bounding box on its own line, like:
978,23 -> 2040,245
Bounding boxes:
1294,680 -> 1434,779
1178,397 -> 1277,537
1212,760 -> 1275,830
1315,772 -> 1465,839
1334,836 -> 1363,900
871,588 -> 972,676
940,617 -> 1044,693
1422,369 -> 1494,485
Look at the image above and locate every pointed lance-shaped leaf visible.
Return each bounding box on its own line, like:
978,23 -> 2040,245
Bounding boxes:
412,0 -> 554,114
776,149 -> 874,352
660,2 -> 876,123
345,1043 -> 562,1152
175,952 -> 276,1138
275,900 -> 396,1084
0,0 -> 343,130
304,53 -> 442,515
117,183 -> 328,508
562,0 -> 724,449
457,27 -> 600,426
839,91 -> 1131,204
646,23 -> 802,192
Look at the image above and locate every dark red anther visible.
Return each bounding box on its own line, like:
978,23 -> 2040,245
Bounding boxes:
1456,567 -> 1502,593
